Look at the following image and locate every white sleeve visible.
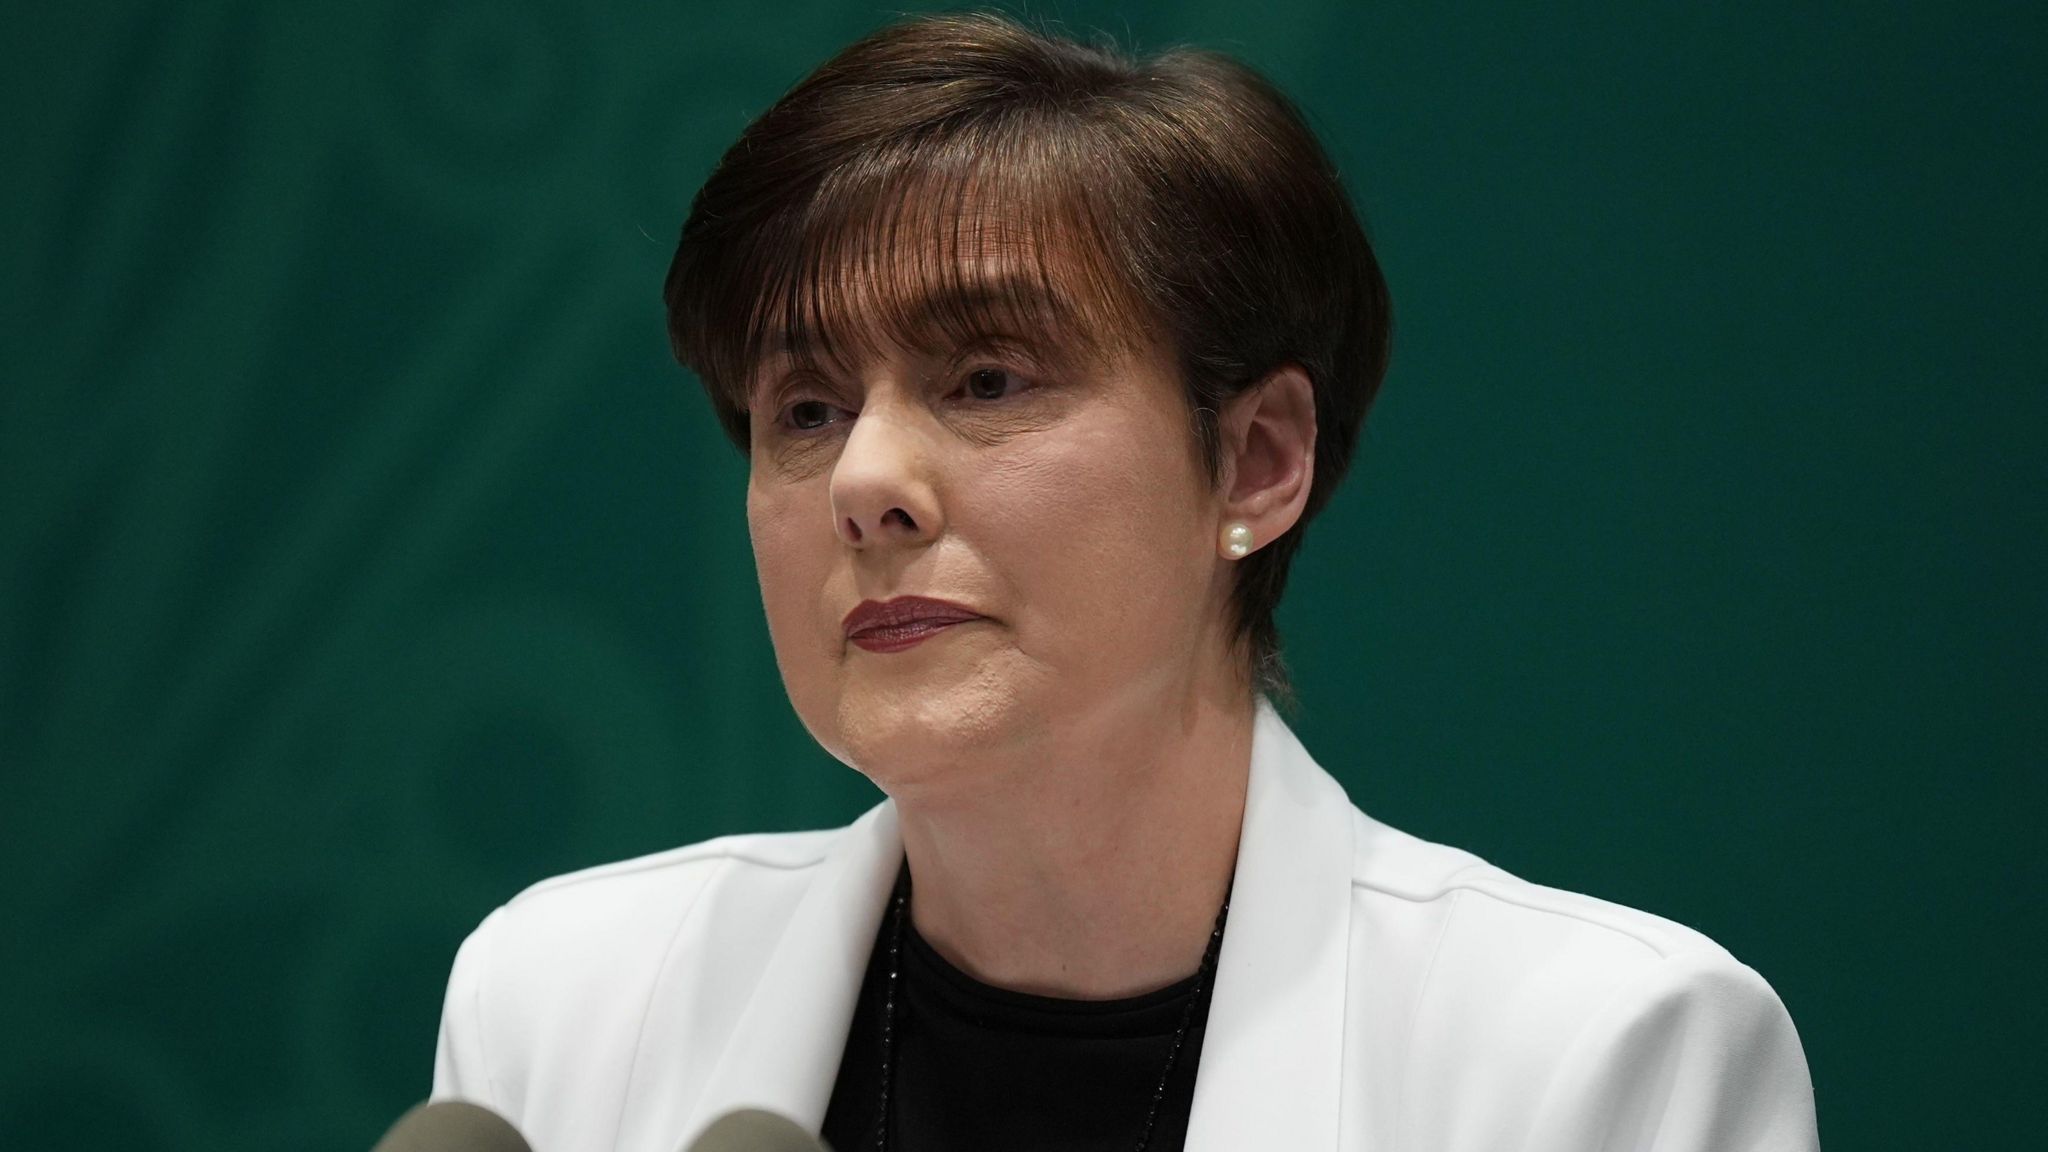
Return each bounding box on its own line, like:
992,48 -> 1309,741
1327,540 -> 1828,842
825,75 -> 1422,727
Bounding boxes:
1523,947 -> 1821,1151
431,906 -> 504,1106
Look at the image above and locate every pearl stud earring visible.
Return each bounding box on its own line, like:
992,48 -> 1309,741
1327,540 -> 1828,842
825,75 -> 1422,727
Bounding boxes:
1223,522 -> 1254,559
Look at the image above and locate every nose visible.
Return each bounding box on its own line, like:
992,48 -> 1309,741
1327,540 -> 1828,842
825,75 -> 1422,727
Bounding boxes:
829,399 -> 942,550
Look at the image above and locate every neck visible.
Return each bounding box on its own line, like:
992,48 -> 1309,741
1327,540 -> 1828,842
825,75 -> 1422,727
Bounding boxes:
892,684 -> 1256,1000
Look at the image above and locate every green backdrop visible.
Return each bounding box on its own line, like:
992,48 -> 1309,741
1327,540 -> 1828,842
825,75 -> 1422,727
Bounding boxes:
2,2 -> 2041,1149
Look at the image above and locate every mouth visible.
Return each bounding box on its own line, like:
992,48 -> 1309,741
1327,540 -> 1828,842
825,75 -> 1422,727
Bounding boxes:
847,617 -> 976,653
843,596 -> 984,654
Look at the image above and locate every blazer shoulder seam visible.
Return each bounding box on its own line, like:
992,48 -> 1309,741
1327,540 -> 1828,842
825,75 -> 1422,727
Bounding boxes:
1441,875 -> 1678,960
507,832 -> 835,905
1353,864 -> 1679,962
1347,858 -> 1491,905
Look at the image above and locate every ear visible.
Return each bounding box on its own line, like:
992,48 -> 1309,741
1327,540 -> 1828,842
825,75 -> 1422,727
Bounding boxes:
1216,364 -> 1317,558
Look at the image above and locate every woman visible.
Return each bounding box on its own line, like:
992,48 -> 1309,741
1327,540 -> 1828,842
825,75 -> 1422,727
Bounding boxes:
431,13 -> 1819,1152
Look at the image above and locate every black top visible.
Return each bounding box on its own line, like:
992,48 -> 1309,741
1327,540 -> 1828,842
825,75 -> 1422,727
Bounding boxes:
820,874 -> 1215,1152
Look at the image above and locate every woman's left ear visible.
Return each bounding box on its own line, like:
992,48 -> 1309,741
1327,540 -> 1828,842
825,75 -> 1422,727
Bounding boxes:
1217,365 -> 1317,559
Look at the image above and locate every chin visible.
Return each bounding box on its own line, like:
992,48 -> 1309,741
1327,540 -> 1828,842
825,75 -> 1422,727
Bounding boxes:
821,654 -> 1052,796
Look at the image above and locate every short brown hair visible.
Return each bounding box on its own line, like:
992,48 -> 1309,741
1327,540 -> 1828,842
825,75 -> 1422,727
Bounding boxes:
664,11 -> 1392,701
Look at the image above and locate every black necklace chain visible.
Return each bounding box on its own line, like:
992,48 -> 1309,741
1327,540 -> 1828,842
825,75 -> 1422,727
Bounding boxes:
869,864 -> 1233,1152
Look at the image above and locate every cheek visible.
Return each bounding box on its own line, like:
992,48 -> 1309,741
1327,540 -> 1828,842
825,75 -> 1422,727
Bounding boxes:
972,415 -> 1212,653
746,483 -> 836,675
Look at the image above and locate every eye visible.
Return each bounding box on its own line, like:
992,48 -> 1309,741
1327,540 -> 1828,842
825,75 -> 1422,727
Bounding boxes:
782,398 -> 850,432
961,366 -> 1028,401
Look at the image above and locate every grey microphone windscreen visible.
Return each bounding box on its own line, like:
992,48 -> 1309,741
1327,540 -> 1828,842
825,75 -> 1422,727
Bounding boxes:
371,1100 -> 532,1152
685,1108 -> 831,1152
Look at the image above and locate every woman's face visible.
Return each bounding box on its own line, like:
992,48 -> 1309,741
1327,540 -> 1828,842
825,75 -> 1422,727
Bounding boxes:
743,259 -> 1237,797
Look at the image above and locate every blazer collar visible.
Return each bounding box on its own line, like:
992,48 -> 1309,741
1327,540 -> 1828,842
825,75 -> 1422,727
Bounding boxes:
673,698 -> 1355,1151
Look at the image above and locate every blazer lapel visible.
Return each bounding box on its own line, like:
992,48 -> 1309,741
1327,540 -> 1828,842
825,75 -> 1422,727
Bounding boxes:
1182,698 -> 1356,1152
671,800 -> 902,1150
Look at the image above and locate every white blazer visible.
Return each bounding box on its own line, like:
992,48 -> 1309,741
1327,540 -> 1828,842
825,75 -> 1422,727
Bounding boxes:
432,700 -> 1820,1151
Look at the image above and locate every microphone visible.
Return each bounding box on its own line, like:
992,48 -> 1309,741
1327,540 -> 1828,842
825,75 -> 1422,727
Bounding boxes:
371,1101 -> 531,1152
684,1108 -> 831,1152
